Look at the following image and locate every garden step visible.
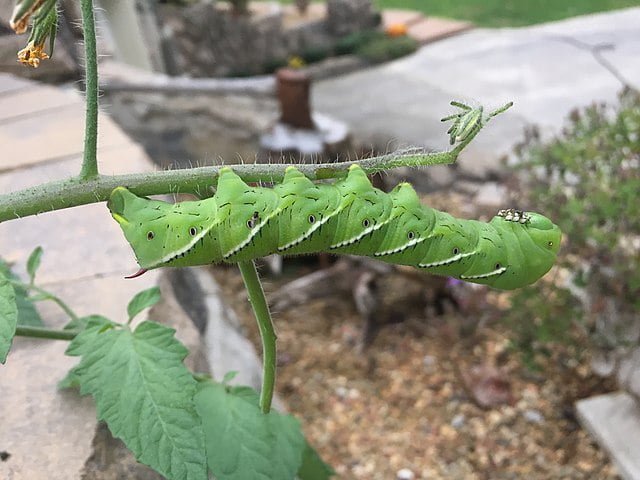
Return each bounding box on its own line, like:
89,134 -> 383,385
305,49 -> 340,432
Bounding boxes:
0,87 -> 130,172
0,143 -> 152,283
407,16 -> 474,45
0,84 -> 81,124
382,8 -> 425,29
577,392 -> 640,480
0,73 -> 32,95
0,73 -> 161,480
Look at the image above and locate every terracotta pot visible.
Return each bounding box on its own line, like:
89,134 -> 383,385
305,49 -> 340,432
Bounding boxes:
276,68 -> 315,130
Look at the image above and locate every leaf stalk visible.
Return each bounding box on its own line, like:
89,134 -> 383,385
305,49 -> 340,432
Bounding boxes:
238,260 -> 277,414
15,325 -> 79,341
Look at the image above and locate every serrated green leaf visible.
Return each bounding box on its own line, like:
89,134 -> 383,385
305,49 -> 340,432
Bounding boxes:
64,315 -> 115,356
58,368 -> 81,390
0,270 -> 18,364
127,287 -> 161,321
0,259 -> 43,327
222,370 -> 238,384
66,320 -> 206,480
14,290 -> 44,326
63,314 -> 109,332
26,246 -> 42,284
194,382 -> 306,480
60,316 -> 114,389
298,443 -> 335,480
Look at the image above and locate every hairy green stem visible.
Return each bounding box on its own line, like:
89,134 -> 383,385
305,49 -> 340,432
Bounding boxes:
79,0 -> 99,179
0,146 -> 467,223
10,280 -> 80,322
15,325 -> 79,341
238,260 -> 276,414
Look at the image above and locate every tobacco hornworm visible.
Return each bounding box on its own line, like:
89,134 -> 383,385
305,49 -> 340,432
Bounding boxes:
108,165 -> 561,290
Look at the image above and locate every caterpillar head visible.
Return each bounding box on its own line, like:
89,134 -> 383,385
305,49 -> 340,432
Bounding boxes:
108,187 -> 217,274
489,211 -> 561,289
523,212 -> 562,256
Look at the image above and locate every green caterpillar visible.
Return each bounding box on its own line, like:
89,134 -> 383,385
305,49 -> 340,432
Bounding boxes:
108,165 -> 561,290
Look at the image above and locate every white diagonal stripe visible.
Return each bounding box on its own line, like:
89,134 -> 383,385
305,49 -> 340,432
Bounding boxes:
418,251 -> 476,268
460,266 -> 507,279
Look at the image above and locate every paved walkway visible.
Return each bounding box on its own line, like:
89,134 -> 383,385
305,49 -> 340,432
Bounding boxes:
315,7 -> 640,178
0,73 -> 161,480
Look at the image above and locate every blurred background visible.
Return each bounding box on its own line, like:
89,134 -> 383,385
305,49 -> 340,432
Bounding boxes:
1,1 -> 639,478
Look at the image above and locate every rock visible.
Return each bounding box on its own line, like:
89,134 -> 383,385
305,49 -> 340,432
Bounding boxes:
422,354 -> 436,370
591,349 -> 618,377
102,84 -> 278,169
396,467 -> 416,480
524,409 -> 544,424
82,423 -> 165,480
0,338 -> 97,480
461,364 -> 514,409
260,112 -> 351,162
451,413 -> 466,429
158,2 -> 287,78
326,0 -> 379,37
577,392 -> 640,480
192,268 -> 266,391
454,180 -> 481,195
618,348 -> 640,398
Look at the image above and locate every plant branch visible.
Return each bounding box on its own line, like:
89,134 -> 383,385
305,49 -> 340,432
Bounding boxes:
15,325 -> 80,341
0,143 -> 470,223
10,280 -> 80,322
0,101 -> 511,223
238,260 -> 276,414
79,0 -> 99,179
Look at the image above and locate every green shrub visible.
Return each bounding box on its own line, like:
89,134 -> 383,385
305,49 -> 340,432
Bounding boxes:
227,0 -> 248,14
299,45 -> 331,64
505,89 -> 640,367
263,57 -> 288,74
334,30 -> 379,56
356,35 -> 419,64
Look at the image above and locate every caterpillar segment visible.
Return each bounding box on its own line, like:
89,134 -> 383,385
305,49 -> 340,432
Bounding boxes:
108,164 -> 561,290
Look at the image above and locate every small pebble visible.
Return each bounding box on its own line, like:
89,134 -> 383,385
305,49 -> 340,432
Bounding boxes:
524,409 -> 544,424
423,355 -> 436,369
451,413 -> 466,429
397,468 -> 415,480
334,386 -> 348,399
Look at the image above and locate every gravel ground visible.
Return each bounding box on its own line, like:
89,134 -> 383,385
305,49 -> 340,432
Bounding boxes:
211,191 -> 619,480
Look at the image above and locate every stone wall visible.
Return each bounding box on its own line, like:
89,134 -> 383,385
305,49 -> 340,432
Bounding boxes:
157,0 -> 379,78
101,62 -> 279,167
105,88 -> 277,167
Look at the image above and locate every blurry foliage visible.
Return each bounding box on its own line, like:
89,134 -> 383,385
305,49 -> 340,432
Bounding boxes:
334,30 -> 418,63
356,34 -> 417,63
264,57 -> 288,74
299,45 -> 331,64
260,30 -> 416,75
505,89 -> 640,368
334,31 -> 376,55
228,0 -> 249,15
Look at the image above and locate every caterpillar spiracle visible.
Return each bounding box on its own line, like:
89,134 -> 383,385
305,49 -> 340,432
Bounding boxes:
108,165 -> 561,290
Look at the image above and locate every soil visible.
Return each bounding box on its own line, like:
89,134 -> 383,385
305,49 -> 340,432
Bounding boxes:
211,189 -> 619,480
